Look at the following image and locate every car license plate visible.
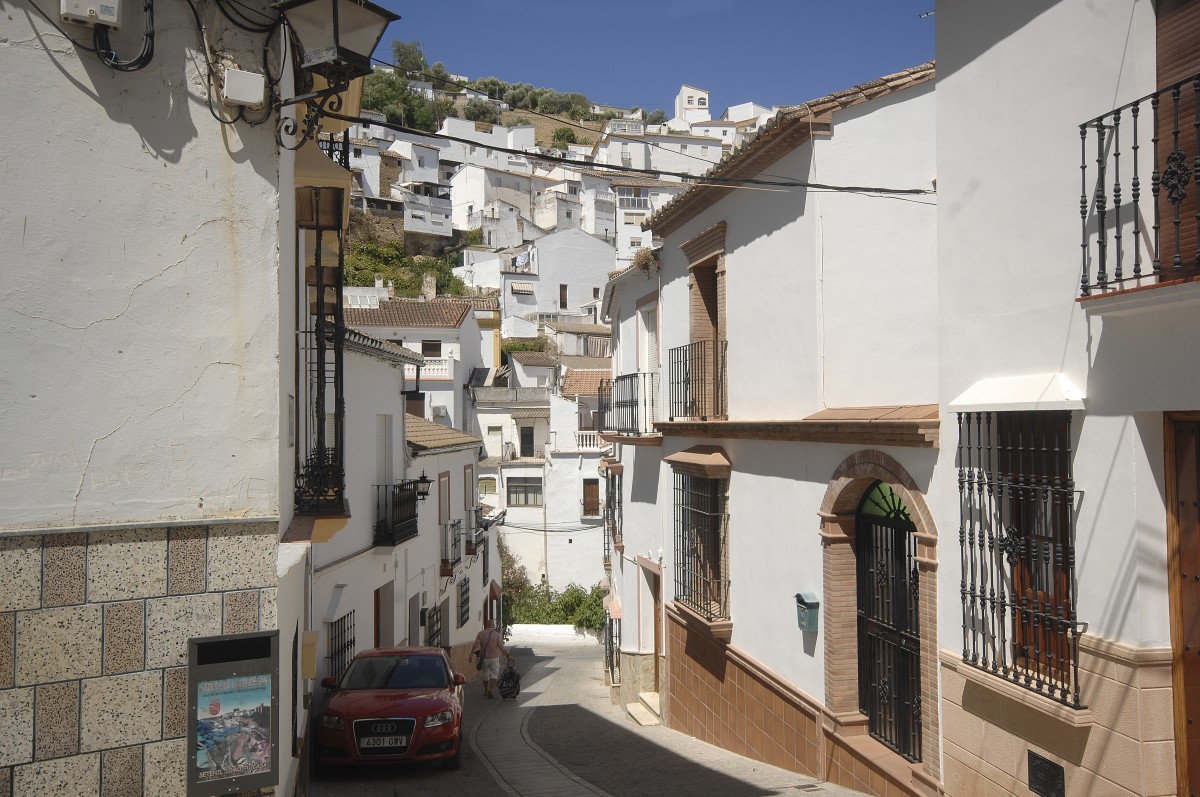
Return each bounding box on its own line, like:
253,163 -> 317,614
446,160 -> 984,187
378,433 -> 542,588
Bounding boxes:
361,736 -> 406,748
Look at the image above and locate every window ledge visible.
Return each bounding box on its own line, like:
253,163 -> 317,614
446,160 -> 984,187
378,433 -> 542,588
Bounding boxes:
1078,272 -> 1200,317
670,600 -> 732,641
939,650 -> 1093,728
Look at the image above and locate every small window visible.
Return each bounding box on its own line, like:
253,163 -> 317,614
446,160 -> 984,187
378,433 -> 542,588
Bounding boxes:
507,477 -> 543,506
422,340 -> 442,358
566,210 -> 573,219
353,147 -> 362,158
681,144 -> 688,152
593,287 -> 601,299
630,238 -> 642,248
687,96 -> 694,105
698,97 -> 707,107
487,425 -> 502,435
418,156 -> 425,167
363,122 -> 371,130
560,284 -> 568,310
479,477 -> 497,495
569,185 -> 579,196
410,212 -> 425,221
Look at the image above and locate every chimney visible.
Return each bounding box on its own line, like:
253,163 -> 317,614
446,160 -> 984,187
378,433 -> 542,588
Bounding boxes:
375,274 -> 384,290
387,280 -> 395,298
422,273 -> 437,301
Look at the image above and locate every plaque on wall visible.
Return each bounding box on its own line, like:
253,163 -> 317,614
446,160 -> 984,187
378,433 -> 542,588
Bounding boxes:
1028,750 -> 1065,797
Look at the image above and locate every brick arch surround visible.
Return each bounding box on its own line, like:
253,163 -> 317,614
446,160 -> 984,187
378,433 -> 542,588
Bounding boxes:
818,449 -> 942,791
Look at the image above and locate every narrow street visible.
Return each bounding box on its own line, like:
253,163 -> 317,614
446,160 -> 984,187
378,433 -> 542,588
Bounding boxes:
310,626 -> 866,797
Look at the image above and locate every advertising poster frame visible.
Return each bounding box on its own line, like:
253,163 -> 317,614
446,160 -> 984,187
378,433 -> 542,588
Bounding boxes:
187,630 -> 280,797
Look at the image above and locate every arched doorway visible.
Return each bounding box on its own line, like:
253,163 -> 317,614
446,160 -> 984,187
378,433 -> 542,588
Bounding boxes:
855,480 -> 922,762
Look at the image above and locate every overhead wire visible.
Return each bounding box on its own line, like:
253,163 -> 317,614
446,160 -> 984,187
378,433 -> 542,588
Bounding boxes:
94,0 -> 155,71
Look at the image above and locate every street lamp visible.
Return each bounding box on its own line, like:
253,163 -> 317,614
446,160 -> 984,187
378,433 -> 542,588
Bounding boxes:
273,0 -> 399,148
413,471 -> 433,501
274,0 -> 399,86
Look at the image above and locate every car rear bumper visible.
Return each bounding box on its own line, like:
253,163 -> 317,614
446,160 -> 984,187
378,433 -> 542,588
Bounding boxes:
314,723 -> 460,765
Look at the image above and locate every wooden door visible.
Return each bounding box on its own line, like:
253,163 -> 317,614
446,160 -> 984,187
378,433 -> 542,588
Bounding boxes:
1169,417 -> 1200,797
583,479 -> 600,516
1157,0 -> 1200,275
519,426 -> 534,458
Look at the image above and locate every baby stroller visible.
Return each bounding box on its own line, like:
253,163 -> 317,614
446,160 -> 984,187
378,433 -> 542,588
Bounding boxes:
497,660 -> 521,700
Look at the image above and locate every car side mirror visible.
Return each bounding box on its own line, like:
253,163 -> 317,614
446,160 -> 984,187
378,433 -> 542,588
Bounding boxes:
320,676 -> 337,689
453,673 -> 466,686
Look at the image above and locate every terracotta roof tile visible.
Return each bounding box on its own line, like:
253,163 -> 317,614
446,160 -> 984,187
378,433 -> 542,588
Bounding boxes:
544,321 -> 610,336
560,368 -> 610,397
345,298 -> 472,328
405,414 -> 483,452
560,355 -> 611,369
508,351 -> 558,368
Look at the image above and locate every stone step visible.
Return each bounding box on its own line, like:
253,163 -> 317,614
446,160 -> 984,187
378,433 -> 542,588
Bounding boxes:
626,701 -> 661,726
638,691 -> 661,716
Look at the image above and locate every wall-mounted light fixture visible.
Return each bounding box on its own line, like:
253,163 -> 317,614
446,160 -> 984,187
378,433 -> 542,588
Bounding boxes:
407,471 -> 433,502
273,0 -> 399,149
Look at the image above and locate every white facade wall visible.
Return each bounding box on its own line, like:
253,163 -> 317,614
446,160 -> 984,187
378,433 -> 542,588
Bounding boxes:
389,140 -> 442,186
614,186 -> 684,263
934,0 -> 1163,652
350,143 -> 381,197
673,85 -> 711,125
642,133 -> 723,176
454,250 -> 502,291
396,189 -> 452,237
515,229 -> 615,319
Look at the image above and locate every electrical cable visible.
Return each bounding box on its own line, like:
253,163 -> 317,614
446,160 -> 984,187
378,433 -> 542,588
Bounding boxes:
321,108 -> 933,196
93,0 -> 154,71
213,0 -> 277,34
180,0 -> 244,125
20,0 -> 99,52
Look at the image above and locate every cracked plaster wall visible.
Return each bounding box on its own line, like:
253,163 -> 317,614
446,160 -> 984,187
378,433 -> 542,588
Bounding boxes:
0,0 -> 283,530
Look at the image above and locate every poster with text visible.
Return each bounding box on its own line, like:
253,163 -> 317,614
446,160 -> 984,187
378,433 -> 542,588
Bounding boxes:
194,674 -> 273,783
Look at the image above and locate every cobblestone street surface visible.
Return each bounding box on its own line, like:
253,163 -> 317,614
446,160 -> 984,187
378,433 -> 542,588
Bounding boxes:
310,625 -> 867,796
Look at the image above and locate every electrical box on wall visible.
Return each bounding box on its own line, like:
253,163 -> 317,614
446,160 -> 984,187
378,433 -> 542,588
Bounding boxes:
223,68 -> 266,110
61,0 -> 119,28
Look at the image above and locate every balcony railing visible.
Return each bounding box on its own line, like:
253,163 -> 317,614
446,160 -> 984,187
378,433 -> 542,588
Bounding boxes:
618,196 -> 650,209
574,431 -> 602,450
599,372 -> 659,435
465,520 -> 486,555
503,442 -> 545,461
1079,72 -> 1200,295
471,387 -> 551,403
373,483 -> 419,546
667,341 -> 727,421
591,191 -> 617,205
404,357 -> 453,380
440,520 -> 462,576
608,120 -> 645,135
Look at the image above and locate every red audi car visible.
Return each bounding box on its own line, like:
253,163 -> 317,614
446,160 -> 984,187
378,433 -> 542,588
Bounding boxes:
313,647 -> 466,771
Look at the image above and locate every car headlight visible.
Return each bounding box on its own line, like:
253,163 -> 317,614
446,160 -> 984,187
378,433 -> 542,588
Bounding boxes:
424,709 -> 454,728
320,715 -> 344,730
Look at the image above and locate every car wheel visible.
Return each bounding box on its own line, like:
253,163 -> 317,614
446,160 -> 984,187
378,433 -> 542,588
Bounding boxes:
441,740 -> 462,770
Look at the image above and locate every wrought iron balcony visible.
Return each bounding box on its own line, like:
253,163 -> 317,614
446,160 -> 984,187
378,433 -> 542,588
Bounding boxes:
373,482 -> 419,547
465,515 -> 486,555
1079,72 -> 1200,295
599,371 -> 659,435
667,340 -> 727,421
296,448 -> 345,514
503,441 -> 545,461
440,520 -> 462,576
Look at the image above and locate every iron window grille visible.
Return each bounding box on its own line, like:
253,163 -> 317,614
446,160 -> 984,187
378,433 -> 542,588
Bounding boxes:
506,477 -> 543,506
673,472 -> 729,622
459,577 -> 470,628
957,411 -> 1084,708
441,521 -> 462,572
373,482 -> 419,546
426,603 -> 442,648
605,615 -> 621,685
327,610 -> 356,683
481,534 -> 490,582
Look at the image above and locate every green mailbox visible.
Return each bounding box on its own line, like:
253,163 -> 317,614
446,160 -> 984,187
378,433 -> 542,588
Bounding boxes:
795,592 -> 820,632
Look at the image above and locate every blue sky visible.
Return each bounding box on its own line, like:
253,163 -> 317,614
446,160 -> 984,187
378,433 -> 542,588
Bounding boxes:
371,1 -> 935,115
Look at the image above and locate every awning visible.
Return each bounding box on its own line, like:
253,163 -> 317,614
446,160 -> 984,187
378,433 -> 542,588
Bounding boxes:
664,445 -> 731,479
510,408 -> 549,419
489,580 -> 502,600
949,373 -> 1085,412
511,282 -> 535,295
607,595 -> 622,620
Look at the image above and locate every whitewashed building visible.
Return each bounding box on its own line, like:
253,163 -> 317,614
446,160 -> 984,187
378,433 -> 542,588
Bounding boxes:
601,63 -> 938,796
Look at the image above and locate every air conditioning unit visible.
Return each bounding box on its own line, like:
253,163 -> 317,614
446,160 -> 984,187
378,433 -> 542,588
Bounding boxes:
431,405 -> 449,418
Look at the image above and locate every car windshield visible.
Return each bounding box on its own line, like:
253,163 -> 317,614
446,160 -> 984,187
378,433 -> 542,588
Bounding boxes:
340,656 -> 450,690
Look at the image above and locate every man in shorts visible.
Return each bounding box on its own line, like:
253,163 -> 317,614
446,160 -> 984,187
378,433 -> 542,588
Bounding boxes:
470,618 -> 513,698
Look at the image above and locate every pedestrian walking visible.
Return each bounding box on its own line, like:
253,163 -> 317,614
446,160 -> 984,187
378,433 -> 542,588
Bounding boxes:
470,618 -> 513,699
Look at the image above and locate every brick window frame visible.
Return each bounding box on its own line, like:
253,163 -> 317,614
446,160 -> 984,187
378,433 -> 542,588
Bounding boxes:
818,449 -> 942,783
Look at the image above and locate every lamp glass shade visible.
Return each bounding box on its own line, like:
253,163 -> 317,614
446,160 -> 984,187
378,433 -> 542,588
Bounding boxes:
276,0 -> 398,82
415,472 -> 433,500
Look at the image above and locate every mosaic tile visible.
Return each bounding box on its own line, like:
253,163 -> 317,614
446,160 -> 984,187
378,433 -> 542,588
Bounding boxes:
0,538 -> 41,612
0,614 -> 13,690
162,668 -> 187,740
100,746 -> 142,797
86,529 -> 167,603
145,594 -> 221,669
167,527 -> 206,596
143,740 -> 185,797
80,671 -> 161,753
102,602 -> 145,675
259,588 -> 277,631
42,534 -> 86,607
12,753 -> 99,797
15,605 -> 102,686
223,591 -> 259,634
34,681 -> 79,760
0,689 -> 33,768
206,523 -> 276,591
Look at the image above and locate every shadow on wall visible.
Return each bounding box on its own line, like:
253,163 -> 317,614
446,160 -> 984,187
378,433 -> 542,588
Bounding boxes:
935,0 -> 1070,82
